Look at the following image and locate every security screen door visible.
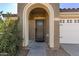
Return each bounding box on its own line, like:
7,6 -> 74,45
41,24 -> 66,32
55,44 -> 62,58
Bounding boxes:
35,20 -> 44,42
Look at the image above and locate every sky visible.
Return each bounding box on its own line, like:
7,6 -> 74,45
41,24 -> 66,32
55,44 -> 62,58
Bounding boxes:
0,3 -> 79,14
60,3 -> 79,8
0,3 -> 17,14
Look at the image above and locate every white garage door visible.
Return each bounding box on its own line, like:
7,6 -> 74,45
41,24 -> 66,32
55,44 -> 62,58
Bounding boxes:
60,20 -> 79,44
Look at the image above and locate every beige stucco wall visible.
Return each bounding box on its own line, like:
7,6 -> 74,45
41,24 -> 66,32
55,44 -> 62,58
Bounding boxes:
50,3 -> 59,17
29,20 -> 35,40
54,19 -> 60,49
60,12 -> 79,19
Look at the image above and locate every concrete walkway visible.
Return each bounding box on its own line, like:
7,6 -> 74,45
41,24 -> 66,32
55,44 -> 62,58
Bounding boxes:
27,40 -> 70,56
61,44 -> 79,56
27,40 -> 47,56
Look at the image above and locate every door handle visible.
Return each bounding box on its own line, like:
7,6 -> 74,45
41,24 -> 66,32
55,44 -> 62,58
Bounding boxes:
35,28 -> 37,32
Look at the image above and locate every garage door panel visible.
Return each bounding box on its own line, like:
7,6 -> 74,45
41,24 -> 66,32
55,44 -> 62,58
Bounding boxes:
60,20 -> 79,44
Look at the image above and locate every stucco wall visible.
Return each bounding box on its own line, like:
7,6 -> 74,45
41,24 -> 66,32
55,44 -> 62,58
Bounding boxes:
18,3 -> 27,38
60,12 -> 79,19
50,3 -> 59,17
54,20 -> 60,48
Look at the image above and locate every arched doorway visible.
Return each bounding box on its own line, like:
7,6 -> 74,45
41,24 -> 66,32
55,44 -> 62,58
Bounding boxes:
29,8 -> 49,43
23,3 -> 54,48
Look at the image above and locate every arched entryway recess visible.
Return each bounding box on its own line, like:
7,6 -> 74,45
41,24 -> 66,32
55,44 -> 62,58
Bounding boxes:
23,3 -> 54,48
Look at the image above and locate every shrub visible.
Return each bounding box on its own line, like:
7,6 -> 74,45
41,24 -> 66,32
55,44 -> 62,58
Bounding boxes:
0,19 -> 4,32
0,17 -> 22,55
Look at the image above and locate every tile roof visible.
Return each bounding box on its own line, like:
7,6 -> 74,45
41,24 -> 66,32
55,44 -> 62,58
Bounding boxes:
2,14 -> 17,17
60,8 -> 79,12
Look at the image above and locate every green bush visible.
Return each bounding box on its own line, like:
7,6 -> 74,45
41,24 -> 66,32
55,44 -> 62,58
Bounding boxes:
0,18 -> 22,55
0,19 -> 4,32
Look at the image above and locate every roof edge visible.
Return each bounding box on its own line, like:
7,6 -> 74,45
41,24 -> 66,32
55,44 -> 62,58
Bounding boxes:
60,8 -> 79,12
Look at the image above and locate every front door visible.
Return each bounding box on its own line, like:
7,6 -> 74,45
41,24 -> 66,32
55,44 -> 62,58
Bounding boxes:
35,20 -> 44,42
